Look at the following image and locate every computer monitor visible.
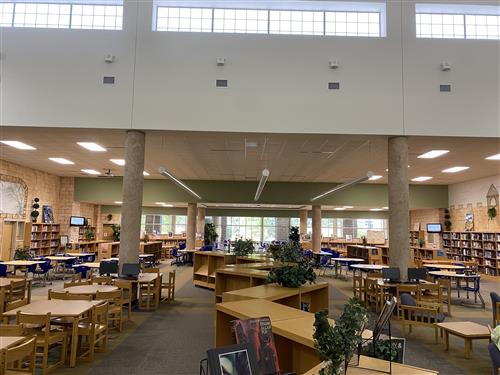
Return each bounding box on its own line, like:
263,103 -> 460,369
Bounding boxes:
99,261 -> 118,276
408,268 -> 427,282
121,263 -> 140,279
382,267 -> 400,282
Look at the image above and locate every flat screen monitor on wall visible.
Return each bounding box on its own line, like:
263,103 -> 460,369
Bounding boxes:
69,216 -> 86,227
426,223 -> 442,233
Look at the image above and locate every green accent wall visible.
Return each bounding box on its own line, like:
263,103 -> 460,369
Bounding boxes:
75,177 -> 448,208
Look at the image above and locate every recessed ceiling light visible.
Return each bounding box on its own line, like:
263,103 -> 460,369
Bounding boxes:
0,141 -> 36,150
245,142 -> 258,148
370,208 -> 384,211
343,206 -> 354,209
49,157 -> 74,165
486,153 -> 500,160
114,201 -> 122,204
155,202 -> 166,205
77,142 -> 107,152
110,159 -> 125,166
162,204 -> 173,207
442,166 -> 469,173
368,175 -> 383,181
417,150 -> 449,159
382,206 -> 388,210
411,176 -> 433,182
334,207 -> 346,211
81,169 -> 101,175
143,171 -> 150,176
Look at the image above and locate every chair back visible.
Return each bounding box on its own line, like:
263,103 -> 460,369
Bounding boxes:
2,336 -> 36,374
142,268 -> 160,274
114,280 -> 132,302
93,301 -> 109,326
0,264 -> 7,277
179,242 -> 186,250
96,289 -> 122,304
63,280 -> 91,288
73,266 -> 89,279
491,292 -> 500,327
48,289 -> 91,301
172,248 -> 178,257
0,324 -> 25,336
91,275 -> 113,285
15,312 -> 51,340
40,261 -> 52,273
10,279 -> 27,300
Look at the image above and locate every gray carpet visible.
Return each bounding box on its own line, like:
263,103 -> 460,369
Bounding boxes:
90,280 -> 214,375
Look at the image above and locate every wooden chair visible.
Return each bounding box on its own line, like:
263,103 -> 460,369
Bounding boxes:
77,301 -> 109,362
395,284 -> 421,320
419,283 -> 445,315
398,293 -> 445,343
352,275 -> 365,301
365,278 -> 384,313
0,324 -> 25,336
71,273 -> 82,283
142,268 -> 160,274
161,270 -> 176,303
113,280 -> 132,322
1,336 -> 36,375
436,278 -> 452,317
15,312 -> 66,375
3,280 -> 29,312
139,275 -> 162,311
47,290 -> 91,328
95,290 -> 123,332
91,276 -> 113,285
63,280 -> 91,288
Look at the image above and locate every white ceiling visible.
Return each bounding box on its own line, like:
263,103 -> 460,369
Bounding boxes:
0,126 -> 499,185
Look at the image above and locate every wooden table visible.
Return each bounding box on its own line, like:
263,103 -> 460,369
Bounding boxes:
0,336 -> 27,350
75,262 -> 100,269
304,356 -> 439,374
65,253 -> 94,258
350,264 -> 389,275
137,273 -> 161,310
3,299 -> 102,367
428,271 -> 485,307
45,256 -> 76,262
62,285 -> 118,296
330,257 -> 365,277
435,321 -> 491,359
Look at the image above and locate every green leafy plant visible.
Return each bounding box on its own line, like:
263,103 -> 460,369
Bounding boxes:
444,209 -> 452,231
84,228 -> 96,240
362,340 -> 399,362
266,238 -> 316,288
106,214 -> 113,222
142,234 -> 150,243
204,223 -> 219,246
418,238 -> 426,248
313,298 -> 369,375
488,207 -> 497,220
361,236 -> 368,246
289,225 -> 300,244
111,224 -> 120,241
232,238 -> 254,256
14,247 -> 33,260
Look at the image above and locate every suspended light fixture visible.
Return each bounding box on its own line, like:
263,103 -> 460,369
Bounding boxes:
311,171 -> 373,202
158,166 -> 202,200
254,168 -> 270,201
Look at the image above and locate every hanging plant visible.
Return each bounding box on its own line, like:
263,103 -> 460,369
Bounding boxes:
488,207 -> 497,220
106,214 -> 113,222
30,198 -> 40,223
444,208 -> 452,231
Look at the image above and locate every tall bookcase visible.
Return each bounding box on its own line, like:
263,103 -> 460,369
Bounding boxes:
24,223 -> 61,257
442,231 -> 500,276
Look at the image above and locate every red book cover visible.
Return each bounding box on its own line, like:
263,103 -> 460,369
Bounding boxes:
231,317 -> 280,375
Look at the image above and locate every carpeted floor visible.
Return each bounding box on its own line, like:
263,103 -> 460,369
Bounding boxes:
37,263 -> 497,374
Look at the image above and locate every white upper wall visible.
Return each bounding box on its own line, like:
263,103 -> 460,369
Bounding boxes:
1,0 -> 499,137
449,174 -> 500,206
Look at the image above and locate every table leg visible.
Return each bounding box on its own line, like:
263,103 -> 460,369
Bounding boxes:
335,262 -> 339,278
465,338 -> 472,359
444,331 -> 449,350
70,317 -> 79,367
27,280 -> 32,303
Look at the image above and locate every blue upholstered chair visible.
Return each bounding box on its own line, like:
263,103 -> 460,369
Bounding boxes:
398,293 -> 445,343
0,264 -> 7,277
73,265 -> 89,279
488,342 -> 500,375
34,260 -> 52,286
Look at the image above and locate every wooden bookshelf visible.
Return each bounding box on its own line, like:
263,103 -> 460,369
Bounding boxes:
71,240 -> 107,254
443,231 -> 500,276
24,223 -> 61,257
193,251 -> 237,289
78,225 -> 96,242
347,245 -> 382,264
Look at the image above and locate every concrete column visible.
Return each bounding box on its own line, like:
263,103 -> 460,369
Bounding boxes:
186,203 -> 197,250
299,209 -> 308,235
388,136 -> 410,280
312,205 -> 322,252
196,207 -> 206,238
119,130 -> 145,274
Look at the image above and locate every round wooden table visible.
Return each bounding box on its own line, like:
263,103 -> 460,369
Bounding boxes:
424,264 -> 465,270
63,285 -> 118,295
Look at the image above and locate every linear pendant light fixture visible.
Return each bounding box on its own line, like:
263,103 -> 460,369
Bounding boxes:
158,166 -> 202,200
311,171 -> 373,202
254,168 -> 270,201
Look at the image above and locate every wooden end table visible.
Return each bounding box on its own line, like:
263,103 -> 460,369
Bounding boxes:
435,321 -> 491,359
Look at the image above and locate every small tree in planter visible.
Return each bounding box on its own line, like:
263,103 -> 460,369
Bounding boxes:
232,238 -> 254,256
266,227 -> 316,288
111,224 -> 120,241
313,298 -> 369,375
204,223 -> 219,246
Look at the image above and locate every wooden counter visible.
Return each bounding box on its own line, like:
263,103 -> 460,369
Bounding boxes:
215,266 -> 270,302
222,282 -> 328,313
193,251 -> 237,289
71,240 -> 107,254
236,254 -> 271,264
97,241 -> 120,260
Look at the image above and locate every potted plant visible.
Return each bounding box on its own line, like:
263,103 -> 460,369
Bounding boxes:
232,239 -> 254,257
313,297 -> 369,375
361,236 -> 368,246
488,207 -> 497,220
14,247 -> 33,260
30,198 -> 40,223
84,228 -> 96,241
111,224 -> 120,241
143,234 -> 150,243
444,209 -> 452,231
106,214 -> 113,222
418,238 -> 426,248
266,227 -> 316,288
204,223 -> 219,246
